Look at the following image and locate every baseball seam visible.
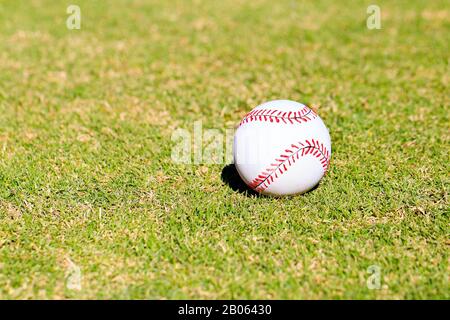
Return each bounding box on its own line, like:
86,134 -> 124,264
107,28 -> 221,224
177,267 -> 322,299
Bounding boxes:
248,139 -> 330,193
239,106 -> 317,127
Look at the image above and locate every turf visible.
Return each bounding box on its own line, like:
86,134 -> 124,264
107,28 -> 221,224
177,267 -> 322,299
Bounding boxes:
0,0 -> 448,299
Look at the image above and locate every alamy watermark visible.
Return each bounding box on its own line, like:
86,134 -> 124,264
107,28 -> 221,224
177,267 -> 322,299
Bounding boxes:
366,5 -> 381,30
171,121 -> 234,165
65,257 -> 82,291
66,5 -> 81,30
366,265 -> 382,290
171,120 -> 291,165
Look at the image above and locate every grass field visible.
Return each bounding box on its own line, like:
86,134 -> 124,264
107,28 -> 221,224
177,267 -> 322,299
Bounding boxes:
0,0 -> 448,299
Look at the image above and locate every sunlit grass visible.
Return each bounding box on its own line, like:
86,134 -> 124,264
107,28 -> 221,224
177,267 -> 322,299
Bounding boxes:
0,0 -> 448,299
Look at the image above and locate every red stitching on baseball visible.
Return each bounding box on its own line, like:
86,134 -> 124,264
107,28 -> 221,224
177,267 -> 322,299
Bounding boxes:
248,139 -> 330,193
239,106 -> 317,127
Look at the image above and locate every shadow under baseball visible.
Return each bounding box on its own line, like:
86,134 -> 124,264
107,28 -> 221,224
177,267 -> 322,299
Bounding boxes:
220,164 -> 260,197
221,163 -> 321,197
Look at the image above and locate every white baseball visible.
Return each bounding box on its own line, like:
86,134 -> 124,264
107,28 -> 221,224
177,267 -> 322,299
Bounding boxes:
233,100 -> 331,196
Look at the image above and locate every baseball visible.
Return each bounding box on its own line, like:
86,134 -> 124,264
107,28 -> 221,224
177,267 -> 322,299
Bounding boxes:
233,100 -> 331,196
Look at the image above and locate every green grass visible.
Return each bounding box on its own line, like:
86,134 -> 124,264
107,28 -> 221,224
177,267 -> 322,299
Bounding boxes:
0,0 -> 448,299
